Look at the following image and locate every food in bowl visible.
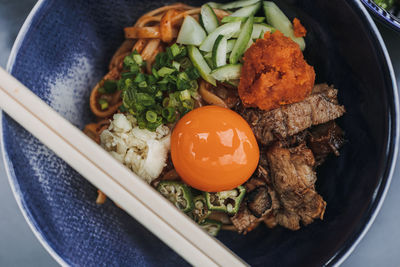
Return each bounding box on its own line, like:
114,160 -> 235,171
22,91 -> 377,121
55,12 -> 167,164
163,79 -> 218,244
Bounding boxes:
83,0 -> 346,236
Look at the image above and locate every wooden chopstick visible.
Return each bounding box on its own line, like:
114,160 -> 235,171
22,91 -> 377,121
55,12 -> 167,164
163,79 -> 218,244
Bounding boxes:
0,67 -> 247,267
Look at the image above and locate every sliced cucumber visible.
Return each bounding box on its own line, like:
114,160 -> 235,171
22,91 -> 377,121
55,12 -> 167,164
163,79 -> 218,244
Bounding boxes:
177,16 -> 207,46
200,4 -> 219,34
200,21 -> 241,52
227,39 -> 236,53
245,38 -> 254,51
229,2 -> 261,17
225,79 -> 240,87
221,16 -> 265,24
219,0 -> 261,10
211,64 -> 242,81
230,16 -> 254,64
263,1 -> 305,50
188,45 -> 216,86
251,23 -> 274,39
206,2 -> 221,8
212,35 -> 228,68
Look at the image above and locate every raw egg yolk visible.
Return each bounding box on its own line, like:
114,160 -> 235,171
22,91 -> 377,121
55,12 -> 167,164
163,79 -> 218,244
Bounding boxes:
171,105 -> 259,192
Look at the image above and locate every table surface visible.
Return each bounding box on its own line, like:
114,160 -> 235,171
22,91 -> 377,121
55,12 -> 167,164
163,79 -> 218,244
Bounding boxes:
1,1 -> 400,266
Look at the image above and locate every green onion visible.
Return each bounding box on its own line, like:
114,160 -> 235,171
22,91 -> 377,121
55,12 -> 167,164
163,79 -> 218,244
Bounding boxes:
170,44 -> 181,57
146,110 -> 158,123
98,99 -> 109,110
180,90 -> 191,101
158,67 -> 176,77
172,61 -> 181,70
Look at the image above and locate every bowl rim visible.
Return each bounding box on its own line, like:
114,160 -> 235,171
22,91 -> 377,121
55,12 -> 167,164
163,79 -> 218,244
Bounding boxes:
361,0 -> 400,33
1,0 -> 399,266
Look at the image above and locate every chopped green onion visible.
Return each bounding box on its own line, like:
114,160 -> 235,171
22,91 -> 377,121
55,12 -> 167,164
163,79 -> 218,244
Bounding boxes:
146,110 -> 158,123
158,67 -> 175,77
180,90 -> 191,101
98,99 -> 109,110
172,61 -> 181,70
170,44 -> 181,58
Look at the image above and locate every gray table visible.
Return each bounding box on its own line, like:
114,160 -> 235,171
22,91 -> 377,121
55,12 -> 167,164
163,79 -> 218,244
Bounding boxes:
0,1 -> 399,266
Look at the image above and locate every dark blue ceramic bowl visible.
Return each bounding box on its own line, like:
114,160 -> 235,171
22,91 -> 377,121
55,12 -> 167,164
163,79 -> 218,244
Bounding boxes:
361,0 -> 400,33
2,0 -> 399,266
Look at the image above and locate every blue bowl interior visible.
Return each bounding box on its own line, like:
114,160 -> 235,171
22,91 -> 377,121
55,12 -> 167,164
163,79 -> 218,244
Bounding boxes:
2,0 -> 397,266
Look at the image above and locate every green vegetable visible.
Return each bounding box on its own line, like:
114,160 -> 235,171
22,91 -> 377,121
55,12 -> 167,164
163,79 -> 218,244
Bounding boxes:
118,46 -> 199,131
205,186 -> 246,214
251,23 -> 274,39
98,99 -> 109,110
157,181 -> 194,213
200,219 -> 222,236
221,16 -> 265,24
189,195 -> 211,223
177,15 -> 207,46
188,45 -> 217,86
374,0 -> 395,9
200,4 -> 220,34
229,2 -> 261,17
212,35 -> 228,68
211,0 -> 261,10
263,1 -> 305,50
211,64 -> 242,82
200,21 -> 241,52
230,16 -> 254,64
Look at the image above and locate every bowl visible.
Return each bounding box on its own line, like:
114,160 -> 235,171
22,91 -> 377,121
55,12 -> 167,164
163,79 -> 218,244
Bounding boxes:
361,0 -> 400,33
2,0 -> 399,266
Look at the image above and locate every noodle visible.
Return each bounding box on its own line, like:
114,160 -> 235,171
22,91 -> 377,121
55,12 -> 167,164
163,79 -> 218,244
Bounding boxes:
199,80 -> 228,108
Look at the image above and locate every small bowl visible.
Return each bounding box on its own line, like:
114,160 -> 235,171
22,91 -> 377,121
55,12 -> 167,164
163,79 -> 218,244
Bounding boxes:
2,0 -> 399,266
361,0 -> 400,32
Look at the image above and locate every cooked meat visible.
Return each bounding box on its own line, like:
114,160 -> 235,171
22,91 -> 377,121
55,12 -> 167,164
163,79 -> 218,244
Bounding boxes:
230,203 -> 258,234
266,142 -> 326,230
237,84 -> 345,146
244,175 -> 267,193
308,121 -> 345,166
247,186 -> 272,217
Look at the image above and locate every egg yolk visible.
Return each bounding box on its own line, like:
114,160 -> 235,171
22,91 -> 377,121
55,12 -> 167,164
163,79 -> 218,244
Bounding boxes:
171,105 -> 259,192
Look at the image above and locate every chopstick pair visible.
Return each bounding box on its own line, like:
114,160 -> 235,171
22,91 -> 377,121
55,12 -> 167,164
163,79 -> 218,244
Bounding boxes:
0,67 -> 247,267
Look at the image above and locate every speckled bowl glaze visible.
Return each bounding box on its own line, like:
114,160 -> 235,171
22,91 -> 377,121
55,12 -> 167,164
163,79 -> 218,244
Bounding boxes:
2,0 -> 399,266
361,0 -> 400,33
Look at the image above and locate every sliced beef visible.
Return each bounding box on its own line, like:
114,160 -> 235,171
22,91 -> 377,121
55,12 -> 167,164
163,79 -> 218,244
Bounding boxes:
308,121 -> 345,166
230,204 -> 257,234
247,186 -> 272,217
266,142 -> 326,230
237,84 -> 345,145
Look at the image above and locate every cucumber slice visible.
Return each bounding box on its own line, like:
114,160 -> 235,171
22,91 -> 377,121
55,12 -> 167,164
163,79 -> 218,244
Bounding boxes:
177,16 -> 207,46
206,2 -> 222,8
200,21 -> 241,52
229,2 -> 261,17
188,45 -> 216,86
263,1 -> 305,50
230,16 -> 254,64
219,0 -> 260,10
227,39 -> 236,53
225,79 -> 240,87
251,23 -> 274,39
221,16 -> 265,24
212,35 -> 228,68
245,38 -> 254,51
211,64 -> 242,81
200,4 -> 219,34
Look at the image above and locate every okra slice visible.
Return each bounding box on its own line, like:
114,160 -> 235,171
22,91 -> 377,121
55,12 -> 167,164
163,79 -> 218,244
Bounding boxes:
200,219 -> 222,236
189,195 -> 211,223
205,186 -> 246,215
157,181 -> 194,213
